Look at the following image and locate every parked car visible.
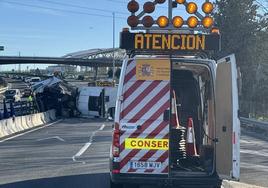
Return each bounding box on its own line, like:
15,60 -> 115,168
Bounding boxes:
4,89 -> 22,102
29,77 -> 41,85
24,77 -> 32,83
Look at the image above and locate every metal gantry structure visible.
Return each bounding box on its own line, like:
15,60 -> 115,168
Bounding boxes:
63,48 -> 125,67
0,48 -> 126,67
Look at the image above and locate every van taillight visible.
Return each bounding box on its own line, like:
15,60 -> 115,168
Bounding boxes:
112,129 -> 120,157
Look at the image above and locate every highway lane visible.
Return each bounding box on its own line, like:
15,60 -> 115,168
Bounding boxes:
240,131 -> 268,187
0,118 -> 113,188
0,117 -> 267,188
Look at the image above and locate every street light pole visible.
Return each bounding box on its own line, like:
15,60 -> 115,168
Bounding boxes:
112,12 -> 116,80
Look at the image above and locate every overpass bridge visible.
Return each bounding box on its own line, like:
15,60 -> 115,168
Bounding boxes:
0,48 -> 125,67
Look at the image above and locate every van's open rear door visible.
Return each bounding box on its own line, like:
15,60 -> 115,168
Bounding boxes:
215,54 -> 240,180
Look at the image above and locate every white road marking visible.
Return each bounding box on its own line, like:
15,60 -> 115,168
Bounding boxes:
37,136 -> 65,142
99,124 -> 105,131
0,119 -> 63,143
72,124 -> 106,163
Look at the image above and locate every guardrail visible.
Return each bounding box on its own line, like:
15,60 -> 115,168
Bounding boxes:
240,117 -> 268,133
0,101 -> 38,120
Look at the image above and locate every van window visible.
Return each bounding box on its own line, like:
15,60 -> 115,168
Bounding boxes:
88,96 -> 99,111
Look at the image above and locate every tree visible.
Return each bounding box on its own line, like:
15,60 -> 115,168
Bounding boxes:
214,0 -> 268,116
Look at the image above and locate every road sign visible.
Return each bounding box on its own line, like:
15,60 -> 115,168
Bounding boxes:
120,32 -> 220,52
0,46 -> 4,51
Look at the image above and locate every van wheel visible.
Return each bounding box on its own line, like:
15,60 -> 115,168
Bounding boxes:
110,179 -> 123,188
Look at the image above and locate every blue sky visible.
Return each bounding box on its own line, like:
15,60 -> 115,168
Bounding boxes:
0,0 -> 230,70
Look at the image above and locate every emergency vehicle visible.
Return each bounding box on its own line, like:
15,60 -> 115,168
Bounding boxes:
110,1 -> 240,187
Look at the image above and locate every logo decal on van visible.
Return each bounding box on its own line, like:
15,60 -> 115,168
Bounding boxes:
122,124 -> 137,130
136,59 -> 170,80
125,138 -> 169,150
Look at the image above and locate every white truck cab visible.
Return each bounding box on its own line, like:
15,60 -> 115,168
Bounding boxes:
77,86 -> 117,118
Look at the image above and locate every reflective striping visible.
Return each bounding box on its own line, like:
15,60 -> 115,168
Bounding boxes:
119,59 -> 170,174
129,133 -> 169,173
119,120 -> 167,160
120,100 -> 169,152
126,59 -> 136,74
120,81 -> 161,119
119,101 -> 170,172
122,81 -> 166,118
122,81 -> 146,103
119,111 -> 169,171
144,150 -> 168,173
124,66 -> 136,84
125,138 -> 168,150
127,84 -> 169,122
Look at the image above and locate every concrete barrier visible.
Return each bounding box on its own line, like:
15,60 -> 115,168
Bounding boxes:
240,117 -> 268,135
26,115 -> 34,129
21,116 -> 28,129
0,86 -> 8,94
0,120 -> 7,137
0,110 -> 57,139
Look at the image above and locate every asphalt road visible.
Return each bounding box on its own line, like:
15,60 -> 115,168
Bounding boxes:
0,118 -> 267,188
240,131 -> 268,187
0,118 -> 113,188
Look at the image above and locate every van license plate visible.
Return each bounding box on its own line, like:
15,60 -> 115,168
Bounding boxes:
129,161 -> 162,169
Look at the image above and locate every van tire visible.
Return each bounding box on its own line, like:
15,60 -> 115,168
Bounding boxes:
110,180 -> 123,188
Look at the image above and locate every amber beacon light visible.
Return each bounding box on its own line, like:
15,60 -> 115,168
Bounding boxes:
143,2 -> 155,13
157,16 -> 169,28
127,15 -> 139,27
186,2 -> 198,14
127,0 -> 139,13
187,16 -> 198,28
155,0 -> 166,4
202,2 -> 214,14
173,16 -> 184,28
126,0 -> 216,31
176,0 -> 185,4
202,16 -> 213,28
142,15 -> 154,28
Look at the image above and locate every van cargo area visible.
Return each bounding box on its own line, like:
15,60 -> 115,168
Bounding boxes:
170,61 -> 215,177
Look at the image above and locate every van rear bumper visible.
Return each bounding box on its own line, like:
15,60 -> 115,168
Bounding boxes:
111,173 -> 221,187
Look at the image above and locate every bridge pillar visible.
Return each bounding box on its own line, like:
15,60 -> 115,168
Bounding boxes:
94,67 -> 98,81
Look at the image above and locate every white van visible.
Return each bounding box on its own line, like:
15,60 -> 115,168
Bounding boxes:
77,86 -> 117,118
110,55 -> 240,188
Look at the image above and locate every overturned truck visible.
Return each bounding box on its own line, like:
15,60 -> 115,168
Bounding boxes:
32,77 -> 77,117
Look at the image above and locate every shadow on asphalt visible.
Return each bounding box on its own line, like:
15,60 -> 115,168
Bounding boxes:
0,173 -> 110,188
